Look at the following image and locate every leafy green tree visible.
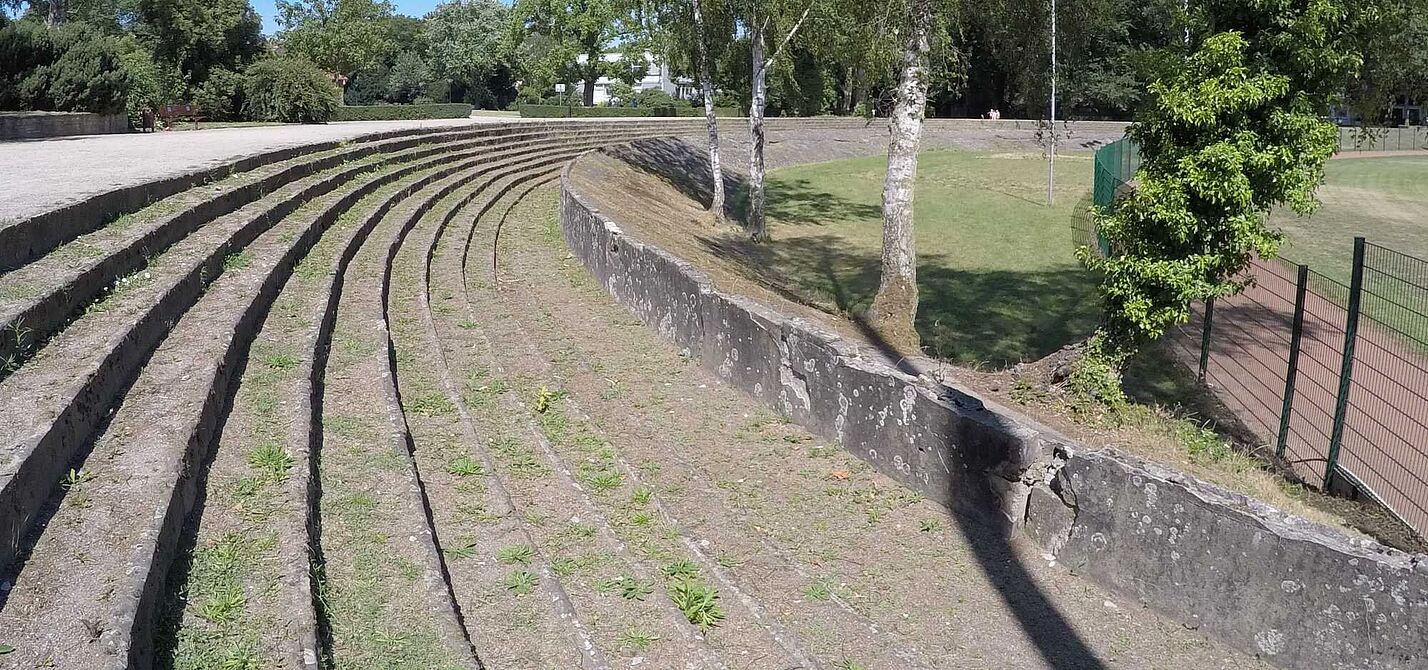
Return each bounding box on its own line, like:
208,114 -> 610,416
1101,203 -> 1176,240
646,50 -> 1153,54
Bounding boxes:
193,64 -> 243,117
0,20 -> 129,112
1078,0 -> 1364,401
116,33 -> 184,120
1349,0 -> 1428,124
138,0 -> 263,84
277,0 -> 395,85
425,0 -> 508,105
510,0 -> 635,105
385,49 -> 430,103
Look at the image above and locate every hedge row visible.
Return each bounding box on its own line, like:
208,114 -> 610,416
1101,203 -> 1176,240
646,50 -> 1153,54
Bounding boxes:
516,104 -> 740,118
332,103 -> 474,122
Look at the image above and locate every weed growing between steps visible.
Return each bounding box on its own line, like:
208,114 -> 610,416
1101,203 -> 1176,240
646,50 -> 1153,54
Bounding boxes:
493,186 -> 1279,667
158,177 -> 415,670
316,178 -> 475,669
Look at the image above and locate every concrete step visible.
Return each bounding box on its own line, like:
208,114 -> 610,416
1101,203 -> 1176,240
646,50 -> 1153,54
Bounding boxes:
0,122 -> 513,274
0,123 -> 591,370
0,127 -> 644,574
308,127 -> 684,668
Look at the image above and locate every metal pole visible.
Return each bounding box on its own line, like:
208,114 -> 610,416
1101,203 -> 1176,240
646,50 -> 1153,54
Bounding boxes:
1046,0 -> 1056,205
1276,265 -> 1310,459
1325,237 -> 1366,490
1198,297 -> 1215,382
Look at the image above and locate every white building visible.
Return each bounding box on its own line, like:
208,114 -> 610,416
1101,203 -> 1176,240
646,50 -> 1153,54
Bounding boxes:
564,52 -> 695,105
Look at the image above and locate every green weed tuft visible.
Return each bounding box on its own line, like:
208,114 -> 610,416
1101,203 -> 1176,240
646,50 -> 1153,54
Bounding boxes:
661,559 -> 699,580
503,570 -> 538,594
668,578 -> 724,631
497,544 -> 534,565
446,455 -> 486,477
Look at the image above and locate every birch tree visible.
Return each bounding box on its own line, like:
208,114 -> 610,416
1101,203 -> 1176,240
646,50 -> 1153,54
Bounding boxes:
741,0 -> 812,241
865,0 -> 932,351
693,0 -> 726,219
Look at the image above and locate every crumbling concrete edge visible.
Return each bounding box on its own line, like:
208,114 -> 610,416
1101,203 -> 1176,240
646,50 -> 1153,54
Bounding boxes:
558,149 -> 1427,670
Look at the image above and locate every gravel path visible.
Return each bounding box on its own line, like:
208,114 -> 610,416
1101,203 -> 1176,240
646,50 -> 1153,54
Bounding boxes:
0,118 -> 509,223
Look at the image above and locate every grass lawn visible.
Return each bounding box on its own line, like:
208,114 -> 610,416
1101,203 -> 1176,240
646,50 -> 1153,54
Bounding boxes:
1274,155 -> 1428,282
762,149 -> 1099,367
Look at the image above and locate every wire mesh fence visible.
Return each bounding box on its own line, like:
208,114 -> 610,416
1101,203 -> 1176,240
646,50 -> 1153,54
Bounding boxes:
1338,126 -> 1428,152
1085,133 -> 1428,539
1168,242 -> 1428,538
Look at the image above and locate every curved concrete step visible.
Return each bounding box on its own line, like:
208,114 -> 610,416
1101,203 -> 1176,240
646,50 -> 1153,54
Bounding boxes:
0,127 -> 630,573
141,124 -> 693,668
0,135 -> 504,669
421,179 -> 775,668
315,128 -> 684,668
0,123 -> 572,371
390,161 -> 620,669
0,122 -> 520,273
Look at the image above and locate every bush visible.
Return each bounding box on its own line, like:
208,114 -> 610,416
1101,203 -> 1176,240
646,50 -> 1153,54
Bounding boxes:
631,88 -> 689,109
242,57 -> 339,123
674,106 -> 740,118
712,90 -> 742,111
516,104 -> 739,118
344,66 -> 389,106
0,21 -> 129,114
194,67 -> 244,121
331,103 -> 473,122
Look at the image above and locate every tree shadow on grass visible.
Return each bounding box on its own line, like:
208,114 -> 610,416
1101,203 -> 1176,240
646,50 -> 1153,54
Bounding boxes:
695,231 -> 1101,368
608,137 -> 1111,666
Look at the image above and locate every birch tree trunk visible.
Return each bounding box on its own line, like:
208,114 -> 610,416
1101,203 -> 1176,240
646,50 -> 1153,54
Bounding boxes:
693,0 -> 726,221
866,0 -> 932,352
747,16 -> 769,241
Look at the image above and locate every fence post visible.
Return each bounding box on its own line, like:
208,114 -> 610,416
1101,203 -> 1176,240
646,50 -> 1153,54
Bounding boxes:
1198,297 -> 1215,382
1325,237 -> 1366,490
1276,265 -> 1310,459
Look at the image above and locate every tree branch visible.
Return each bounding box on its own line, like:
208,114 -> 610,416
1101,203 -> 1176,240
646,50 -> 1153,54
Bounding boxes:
762,1 -> 814,70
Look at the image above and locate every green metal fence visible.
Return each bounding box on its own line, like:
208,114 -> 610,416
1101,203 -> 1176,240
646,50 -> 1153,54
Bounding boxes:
1076,136 -> 1140,256
1091,136 -> 1139,210
1079,131 -> 1428,541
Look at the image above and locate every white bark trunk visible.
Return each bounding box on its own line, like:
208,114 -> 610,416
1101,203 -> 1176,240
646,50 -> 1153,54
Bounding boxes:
867,0 -> 932,351
693,0 -> 725,220
748,16 -> 768,240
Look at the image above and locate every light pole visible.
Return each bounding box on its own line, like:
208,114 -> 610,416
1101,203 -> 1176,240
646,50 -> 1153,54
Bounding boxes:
1047,0 -> 1057,205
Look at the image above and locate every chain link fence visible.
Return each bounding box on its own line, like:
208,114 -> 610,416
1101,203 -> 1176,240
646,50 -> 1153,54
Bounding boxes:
1086,135 -> 1428,540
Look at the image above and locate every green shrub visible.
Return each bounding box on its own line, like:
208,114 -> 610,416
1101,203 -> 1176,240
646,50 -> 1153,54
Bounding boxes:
194,67 -> 244,121
516,104 -> 739,118
631,88 -> 688,109
0,21 -> 129,114
674,106 -> 740,118
241,57 -> 339,123
331,103 -> 473,121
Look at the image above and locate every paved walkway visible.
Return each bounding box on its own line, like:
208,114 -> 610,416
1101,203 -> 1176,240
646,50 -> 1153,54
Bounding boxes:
0,118 -> 511,223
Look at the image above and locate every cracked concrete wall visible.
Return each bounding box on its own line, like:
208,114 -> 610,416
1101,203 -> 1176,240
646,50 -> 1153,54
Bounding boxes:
1026,449 -> 1427,670
560,151 -> 1428,670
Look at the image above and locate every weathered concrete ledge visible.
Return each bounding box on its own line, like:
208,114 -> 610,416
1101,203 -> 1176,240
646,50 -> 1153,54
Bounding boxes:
559,147 -> 1427,670
0,111 -> 127,140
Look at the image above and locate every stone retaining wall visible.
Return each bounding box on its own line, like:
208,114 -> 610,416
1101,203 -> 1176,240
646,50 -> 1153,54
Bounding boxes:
559,147 -> 1428,670
0,111 -> 127,140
